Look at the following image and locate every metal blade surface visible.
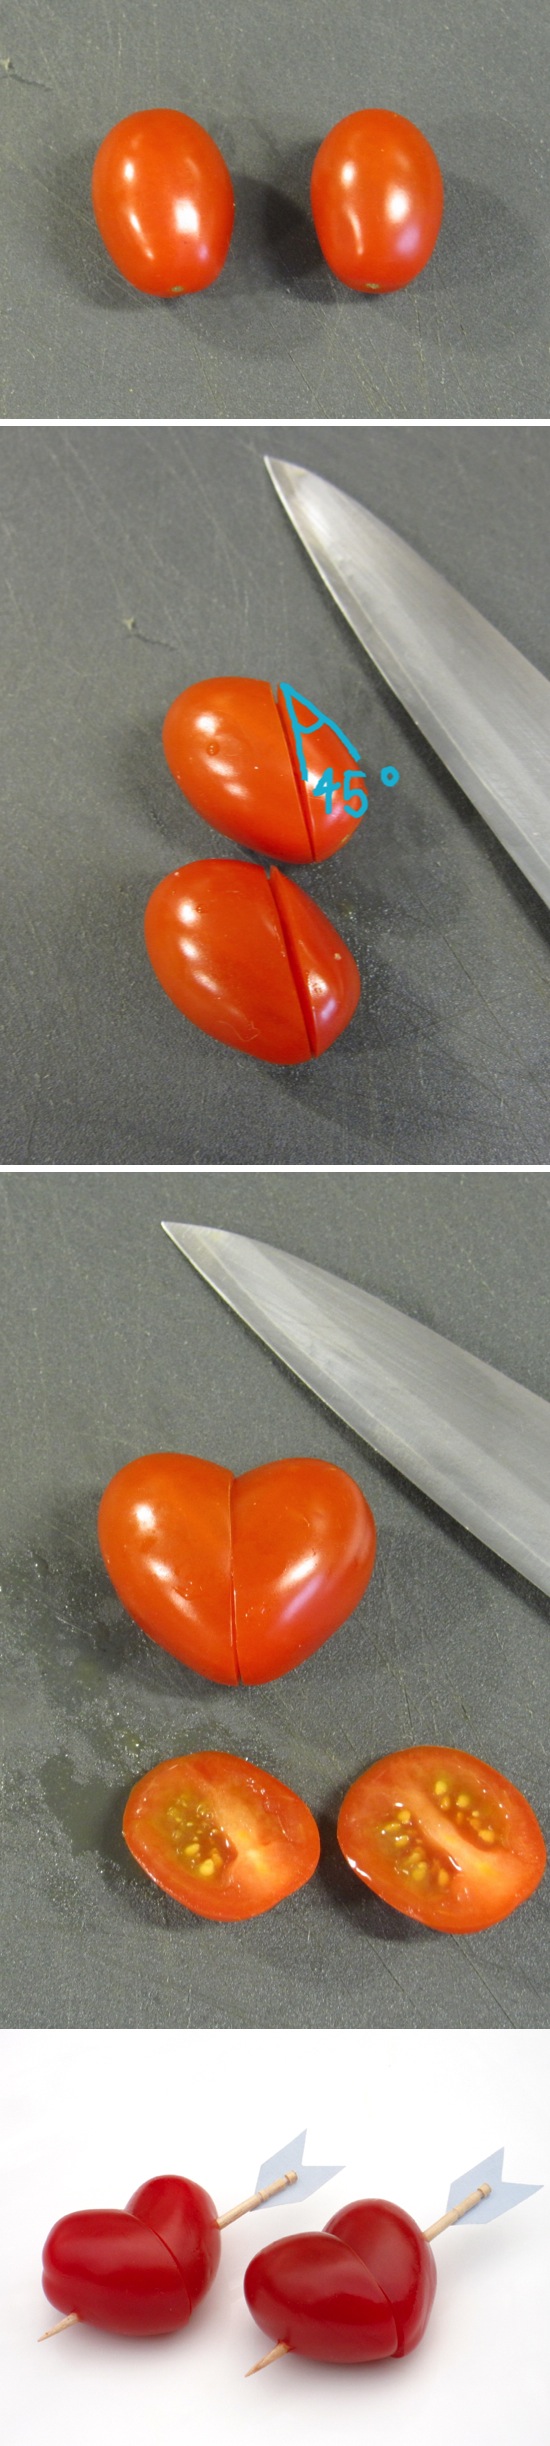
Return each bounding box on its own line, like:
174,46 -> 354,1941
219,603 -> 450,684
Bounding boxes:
163,1222 -> 550,1597
265,457 -> 550,909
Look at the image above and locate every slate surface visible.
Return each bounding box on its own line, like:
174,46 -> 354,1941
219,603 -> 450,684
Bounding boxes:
2,1168 -> 549,2031
2,423 -> 550,1164
1,0 -> 549,417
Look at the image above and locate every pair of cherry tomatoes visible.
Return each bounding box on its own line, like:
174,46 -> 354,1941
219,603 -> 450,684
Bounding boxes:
91,109 -> 443,297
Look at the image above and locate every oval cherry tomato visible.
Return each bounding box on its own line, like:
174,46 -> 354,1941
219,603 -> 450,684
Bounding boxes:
97,1452 -> 376,1684
122,1750 -> 321,1920
144,859 -> 361,1061
337,1745 -> 546,1932
91,109 -> 234,295
311,110 -> 444,292
162,677 -> 367,862
42,2174 -> 220,2337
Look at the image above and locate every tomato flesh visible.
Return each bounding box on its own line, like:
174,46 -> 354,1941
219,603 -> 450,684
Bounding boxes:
144,858 -> 360,1063
311,110 -> 444,293
337,1745 -> 546,1931
162,677 -> 366,863
123,1750 -> 321,1920
91,109 -> 234,296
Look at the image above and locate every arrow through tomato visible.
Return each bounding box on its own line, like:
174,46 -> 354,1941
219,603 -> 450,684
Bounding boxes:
337,1745 -> 546,1931
42,2174 -> 220,2336
123,1750 -> 321,1920
97,1452 -> 376,1684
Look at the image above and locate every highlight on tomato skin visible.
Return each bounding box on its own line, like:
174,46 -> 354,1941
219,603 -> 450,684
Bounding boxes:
122,1749 -> 321,1921
91,109 -> 235,296
310,110 -> 444,294
337,1744 -> 547,1933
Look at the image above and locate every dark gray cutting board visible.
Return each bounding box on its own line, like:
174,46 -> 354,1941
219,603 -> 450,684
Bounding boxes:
2,1169 -> 549,2030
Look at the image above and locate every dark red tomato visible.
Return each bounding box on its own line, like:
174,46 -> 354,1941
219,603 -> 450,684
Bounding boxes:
162,677 -> 366,863
42,2174 -> 220,2337
325,2201 -> 436,2358
337,1745 -> 546,1932
144,859 -> 360,1061
122,1750 -> 320,1920
91,109 -> 234,295
311,110 -> 444,292
97,1452 -> 376,1684
244,2232 -> 398,2363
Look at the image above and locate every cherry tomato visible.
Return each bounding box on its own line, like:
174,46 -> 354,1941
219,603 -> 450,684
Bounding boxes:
122,1749 -> 320,1920
245,2196 -> 436,2363
337,1745 -> 546,1932
162,677 -> 367,862
311,110 -> 444,292
144,859 -> 361,1061
97,1452 -> 376,1684
91,109 -> 234,295
42,2174 -> 220,2337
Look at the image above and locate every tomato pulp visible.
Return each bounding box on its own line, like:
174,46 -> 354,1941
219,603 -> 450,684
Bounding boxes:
311,111 -> 444,292
144,858 -> 361,1062
97,1452 -> 376,1684
122,1750 -> 321,1920
42,2173 -> 221,2336
244,2198 -> 435,2363
162,677 -> 367,862
91,110 -> 234,295
337,1745 -> 546,1931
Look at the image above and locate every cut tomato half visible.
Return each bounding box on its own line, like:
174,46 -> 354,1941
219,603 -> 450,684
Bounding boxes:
123,1750 -> 320,1921
337,1745 -> 546,1932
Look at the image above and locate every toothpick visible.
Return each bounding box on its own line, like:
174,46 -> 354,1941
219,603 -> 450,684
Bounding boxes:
39,2312 -> 79,2341
39,2173 -> 298,2336
246,2182 -> 492,2374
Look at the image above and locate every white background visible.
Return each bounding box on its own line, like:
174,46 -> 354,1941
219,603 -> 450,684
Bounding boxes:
2,2027 -> 548,2446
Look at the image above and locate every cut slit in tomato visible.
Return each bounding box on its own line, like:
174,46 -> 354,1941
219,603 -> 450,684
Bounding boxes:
122,1749 -> 321,1920
337,1745 -> 546,1932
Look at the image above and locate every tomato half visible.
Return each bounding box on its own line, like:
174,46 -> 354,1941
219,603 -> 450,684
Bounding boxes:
123,1750 -> 320,1920
311,111 -> 444,292
91,110 -> 234,295
162,677 -> 367,863
337,1746 -> 546,1931
144,859 -> 361,1062
97,1452 -> 376,1685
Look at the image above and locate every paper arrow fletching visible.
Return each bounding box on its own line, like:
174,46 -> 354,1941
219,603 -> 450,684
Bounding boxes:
254,2131 -> 343,2207
446,2148 -> 542,2224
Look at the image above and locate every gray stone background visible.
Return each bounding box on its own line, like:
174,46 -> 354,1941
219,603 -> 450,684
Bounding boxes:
2,1169 -> 549,2030
0,0 -> 549,416
2,423 -> 550,1164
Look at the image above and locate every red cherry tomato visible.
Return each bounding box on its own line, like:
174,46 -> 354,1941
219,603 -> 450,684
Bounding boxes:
122,1750 -> 321,1920
337,1745 -> 546,1932
311,110 -> 444,292
144,859 -> 361,1061
162,677 -> 367,862
91,109 -> 234,295
245,2196 -> 436,2364
325,2201 -> 436,2358
42,2174 -> 220,2337
97,1452 -> 376,1685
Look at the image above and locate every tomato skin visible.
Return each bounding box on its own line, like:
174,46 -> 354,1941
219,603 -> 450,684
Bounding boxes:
244,2232 -> 398,2363
326,2202 -> 436,2358
162,677 -> 366,863
144,859 -> 360,1062
42,2207 -> 192,2336
127,2176 -> 221,2309
122,1750 -> 321,1921
91,109 -> 234,295
98,1453 -> 376,1684
311,111 -> 444,292
337,1745 -> 547,1932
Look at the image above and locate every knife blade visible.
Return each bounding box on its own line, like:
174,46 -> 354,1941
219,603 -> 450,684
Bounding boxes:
162,1222 -> 550,1598
265,457 -> 550,911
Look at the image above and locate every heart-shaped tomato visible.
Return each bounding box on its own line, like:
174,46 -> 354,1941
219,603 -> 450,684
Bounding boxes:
244,2231 -> 399,2363
162,677 -> 366,862
97,1452 -> 376,1684
325,2200 -> 436,2356
42,2175 -> 220,2337
144,859 -> 361,1062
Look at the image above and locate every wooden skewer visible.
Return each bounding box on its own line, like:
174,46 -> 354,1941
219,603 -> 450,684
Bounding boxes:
38,2171 -> 298,2337
246,2182 -> 492,2374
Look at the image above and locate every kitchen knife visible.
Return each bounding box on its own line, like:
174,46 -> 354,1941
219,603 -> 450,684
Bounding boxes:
162,1222 -> 550,1597
265,457 -> 550,911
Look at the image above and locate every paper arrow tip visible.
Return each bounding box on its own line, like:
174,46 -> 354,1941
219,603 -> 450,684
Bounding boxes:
254,2131 -> 343,2207
446,2148 -> 543,2224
